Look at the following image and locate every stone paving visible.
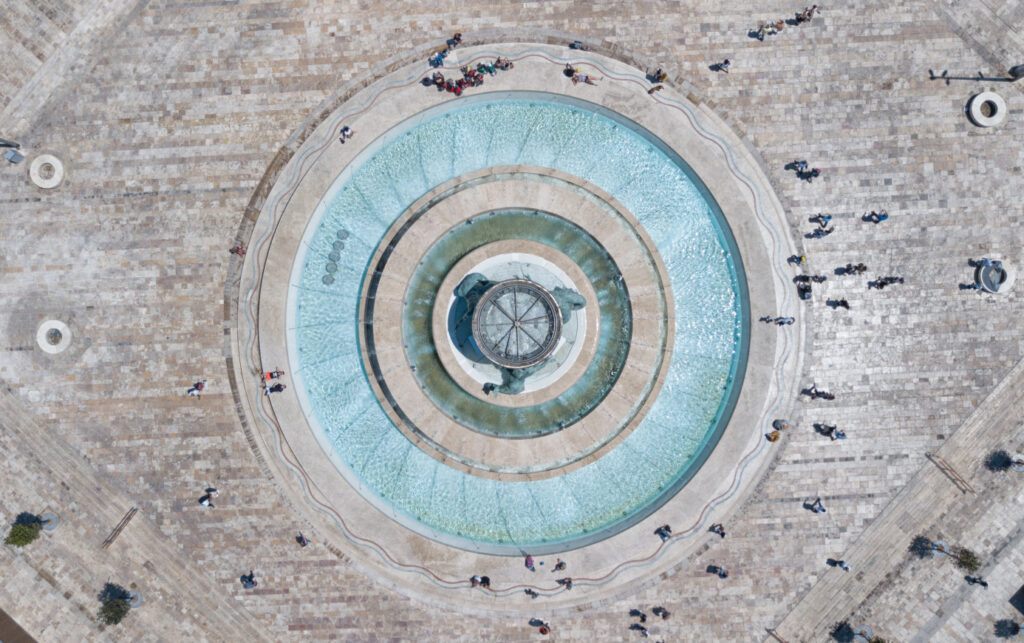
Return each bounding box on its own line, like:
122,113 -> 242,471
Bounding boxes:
1,1 -> 1023,641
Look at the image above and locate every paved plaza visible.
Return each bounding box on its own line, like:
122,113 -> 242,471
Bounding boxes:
1,1 -> 1023,641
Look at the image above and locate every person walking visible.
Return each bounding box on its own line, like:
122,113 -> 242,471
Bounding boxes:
654,524 -> 672,541
810,497 -> 827,513
718,59 -> 731,73
837,560 -> 850,572
187,380 -> 206,398
240,571 -> 258,589
709,523 -> 726,538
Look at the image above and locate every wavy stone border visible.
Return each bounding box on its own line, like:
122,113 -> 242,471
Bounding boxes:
229,43 -> 802,613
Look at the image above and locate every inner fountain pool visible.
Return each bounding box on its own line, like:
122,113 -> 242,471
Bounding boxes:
288,93 -> 749,553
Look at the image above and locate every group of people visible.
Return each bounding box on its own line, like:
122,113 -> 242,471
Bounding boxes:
627,606 -> 670,638
766,418 -> 795,442
759,315 -> 795,326
522,554 -> 566,572
868,275 -> 904,290
796,5 -> 820,23
429,58 -> 514,96
263,368 -> 287,395
428,32 -> 463,67
792,159 -> 822,182
756,5 -> 819,40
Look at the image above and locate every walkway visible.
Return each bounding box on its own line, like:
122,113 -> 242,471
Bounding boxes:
0,385 -> 266,641
774,356 -> 1024,640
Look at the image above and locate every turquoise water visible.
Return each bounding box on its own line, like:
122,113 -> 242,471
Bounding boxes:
290,95 -> 747,553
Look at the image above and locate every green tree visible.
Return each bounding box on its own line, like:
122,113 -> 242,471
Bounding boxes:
953,546 -> 982,573
97,583 -> 132,626
98,598 -> 130,625
4,522 -> 41,547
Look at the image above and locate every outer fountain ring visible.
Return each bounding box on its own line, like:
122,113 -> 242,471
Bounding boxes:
471,278 -> 563,369
236,42 -> 799,612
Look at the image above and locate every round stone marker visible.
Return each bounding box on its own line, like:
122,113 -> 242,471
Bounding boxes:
36,320 -> 71,354
29,154 -> 65,189
967,91 -> 1007,127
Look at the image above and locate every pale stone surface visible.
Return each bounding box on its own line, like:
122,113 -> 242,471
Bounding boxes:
0,0 -> 1022,641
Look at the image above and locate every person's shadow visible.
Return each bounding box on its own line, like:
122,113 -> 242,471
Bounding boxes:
747,29 -> 764,41
825,558 -> 841,568
709,63 -> 726,73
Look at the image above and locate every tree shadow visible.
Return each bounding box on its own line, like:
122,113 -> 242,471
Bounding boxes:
98,582 -> 131,603
986,449 -> 1013,472
909,535 -> 934,559
14,512 -> 41,526
995,619 -> 1022,638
